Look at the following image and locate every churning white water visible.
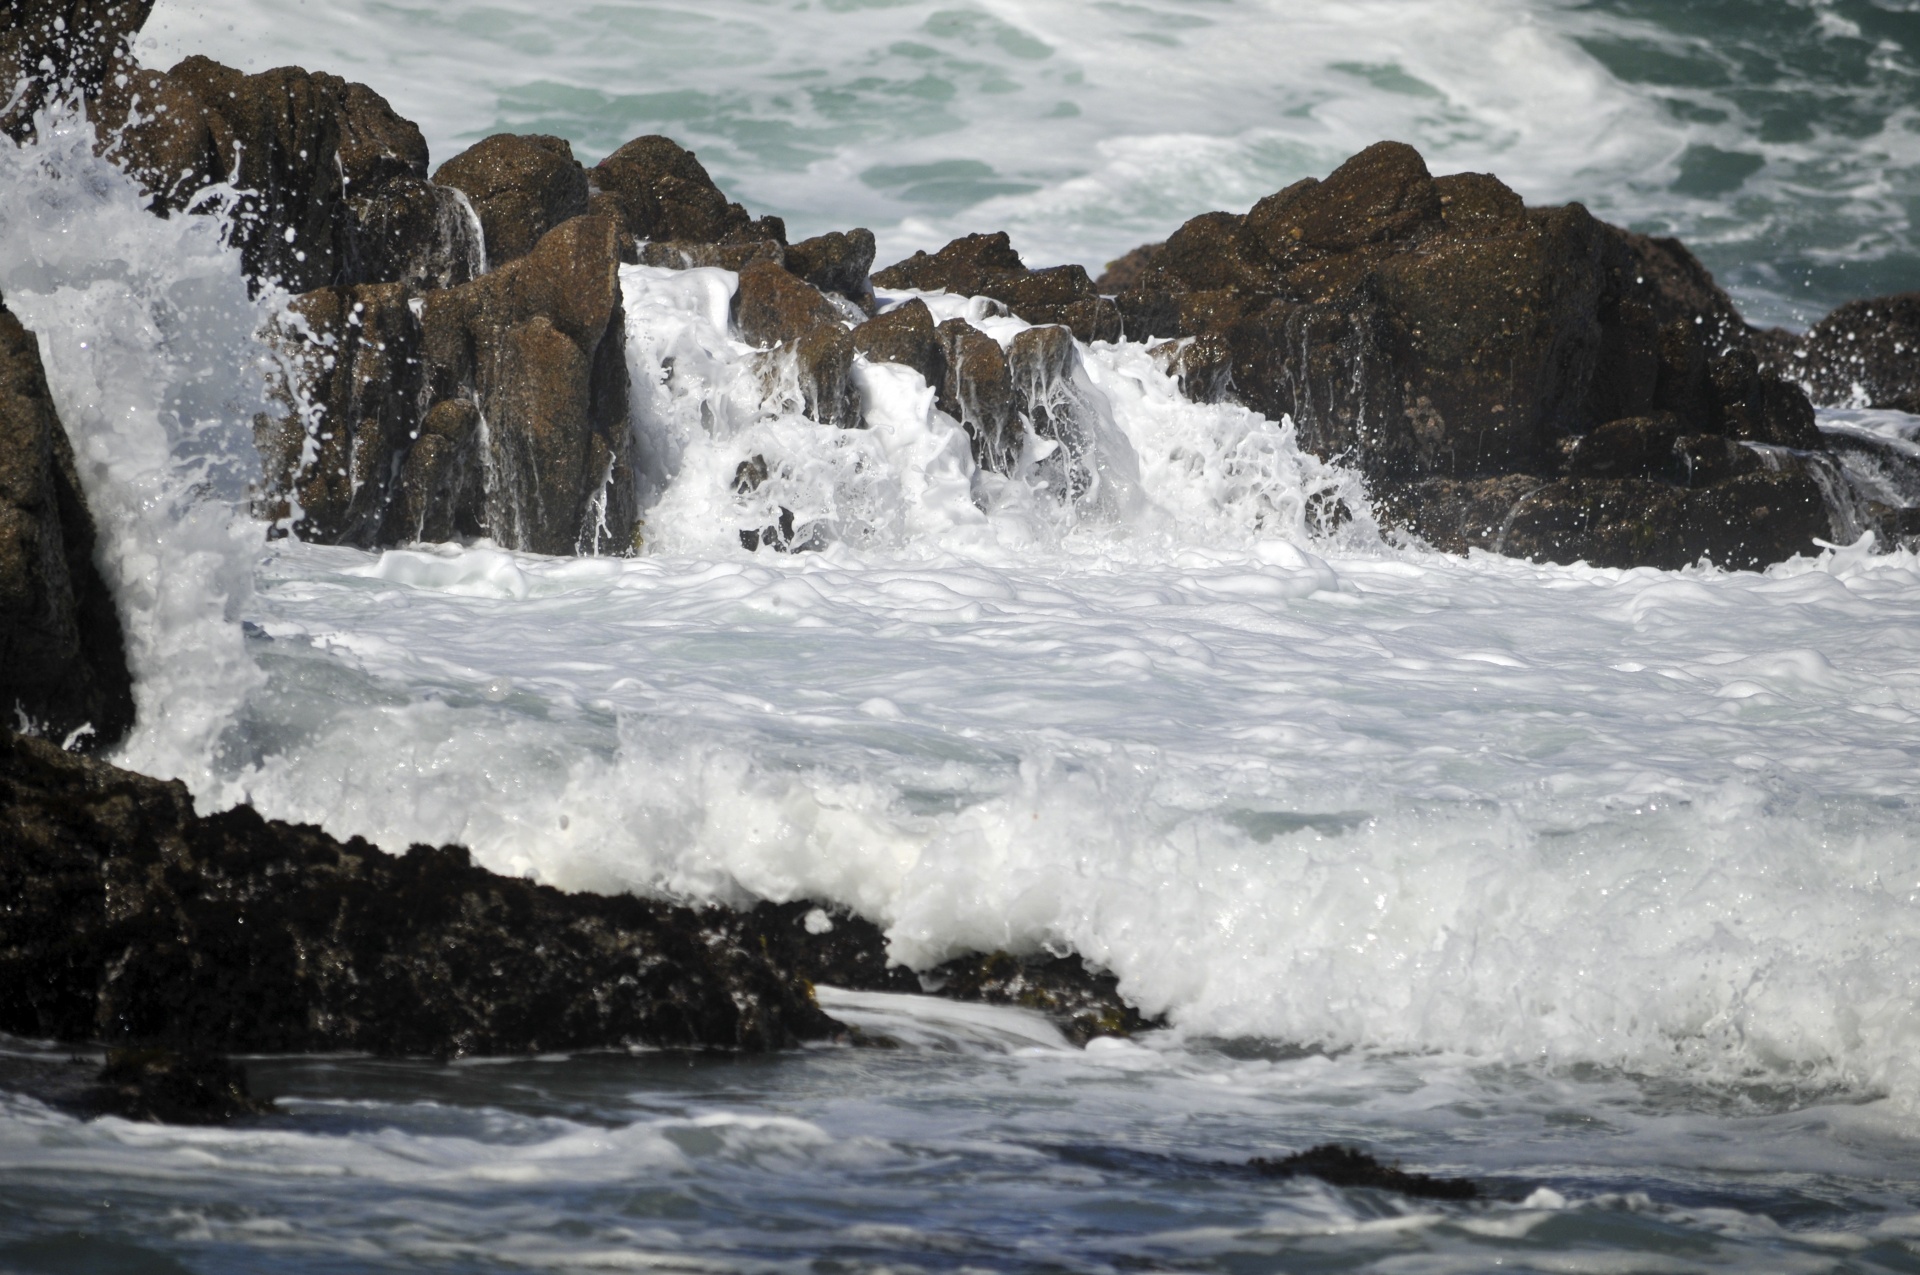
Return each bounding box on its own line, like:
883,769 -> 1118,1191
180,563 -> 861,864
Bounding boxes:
6,5 -> 1920,1270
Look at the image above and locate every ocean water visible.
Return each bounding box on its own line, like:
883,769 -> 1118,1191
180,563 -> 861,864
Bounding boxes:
140,0 -> 1920,327
3,2 -> 1920,1271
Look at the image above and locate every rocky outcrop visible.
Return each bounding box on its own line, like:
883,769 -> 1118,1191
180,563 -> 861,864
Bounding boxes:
1765,292 -> 1920,414
1,0 -> 154,140
260,214 -> 638,554
592,134 -> 784,248
0,729 -> 839,1056
98,56 -> 482,294
732,258 -> 861,428
874,232 -> 1123,343
786,228 -> 878,312
433,133 -> 588,268
1101,140 -> 1840,567
0,298 -> 134,751
936,318 -> 1018,471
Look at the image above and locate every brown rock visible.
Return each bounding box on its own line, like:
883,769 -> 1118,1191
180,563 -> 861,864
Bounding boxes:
639,239 -> 785,272
936,319 -> 1018,471
592,134 -> 782,246
385,400 -> 485,544
850,299 -> 945,390
784,228 -> 877,310
421,214 -> 636,554
1,0 -> 154,140
0,298 -> 134,751
875,232 -> 1121,342
1565,414 -> 1684,481
433,133 -> 590,268
1779,292 -> 1920,414
1096,242 -> 1164,293
732,258 -> 843,348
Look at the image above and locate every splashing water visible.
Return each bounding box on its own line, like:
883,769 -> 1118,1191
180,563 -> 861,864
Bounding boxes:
0,106 -> 271,788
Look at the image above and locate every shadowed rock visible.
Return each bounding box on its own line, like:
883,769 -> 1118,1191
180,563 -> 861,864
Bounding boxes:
87,1049 -> 272,1124
1,0 -> 155,140
0,730 -> 839,1057
0,297 -> 134,751
785,228 -> 877,311
433,133 -> 589,268
263,215 -> 637,553
924,950 -> 1161,1046
1769,292 -> 1920,414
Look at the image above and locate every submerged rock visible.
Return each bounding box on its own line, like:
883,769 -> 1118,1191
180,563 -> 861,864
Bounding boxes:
923,950 -> 1161,1046
86,1049 -> 272,1125
0,297 -> 134,751
1251,1144 -> 1481,1202
0,730 -> 838,1056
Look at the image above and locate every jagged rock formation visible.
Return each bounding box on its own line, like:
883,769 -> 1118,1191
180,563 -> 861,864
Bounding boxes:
1764,293 -> 1920,414
0,297 -> 134,751
258,214 -> 637,554
1093,141 -> 1838,569
0,729 -> 840,1056
1,0 -> 156,140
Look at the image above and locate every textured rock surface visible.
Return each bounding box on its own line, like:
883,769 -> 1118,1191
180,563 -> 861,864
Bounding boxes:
937,317 -> 1019,471
732,259 -> 861,428
1769,292 -> 1920,413
0,730 -> 839,1056
785,228 -> 877,311
875,232 -> 1123,343
0,299 -> 134,751
1,0 -> 155,139
433,133 -> 589,268
851,298 -> 946,391
264,214 -> 637,554
1095,140 -> 1840,568
593,135 -> 783,247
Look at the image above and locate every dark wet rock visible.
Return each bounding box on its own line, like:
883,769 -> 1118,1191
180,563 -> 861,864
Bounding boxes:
1565,413 -> 1686,481
734,902 -> 919,995
0,730 -> 838,1056
851,299 -> 946,390
86,1049 -> 271,1124
262,214 -> 636,554
433,133 -> 590,269
422,215 -> 637,553
138,56 -> 477,295
785,228 -> 877,311
0,298 -> 134,752
256,282 -> 424,544
1383,464 -> 1831,571
923,950 -> 1161,1046
386,399 -> 486,545
1008,323 -> 1111,502
1772,292 -> 1920,414
874,231 -> 1122,343
937,318 -> 1019,471
1252,1144 -> 1480,1202
639,239 -> 785,272
0,0 -> 154,140
592,134 -> 782,247
1093,139 -> 1837,567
